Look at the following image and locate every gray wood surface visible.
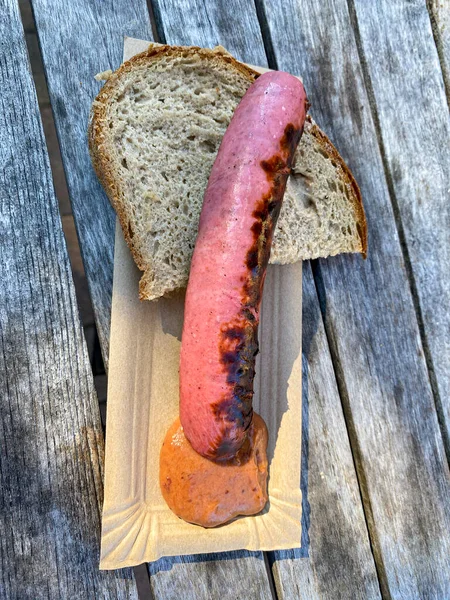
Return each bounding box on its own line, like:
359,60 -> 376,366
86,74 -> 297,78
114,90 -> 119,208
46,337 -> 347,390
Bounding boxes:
272,264 -> 382,600
147,552 -> 272,600
352,0 -> 450,455
153,0 -> 267,65
260,0 -> 450,597
27,0 -> 450,598
428,0 -> 450,99
30,0 -> 156,360
0,1 -> 136,598
31,0 -> 274,597
151,0 -> 383,598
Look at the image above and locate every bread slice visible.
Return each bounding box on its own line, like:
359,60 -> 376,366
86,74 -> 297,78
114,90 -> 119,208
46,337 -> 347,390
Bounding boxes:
89,45 -> 367,300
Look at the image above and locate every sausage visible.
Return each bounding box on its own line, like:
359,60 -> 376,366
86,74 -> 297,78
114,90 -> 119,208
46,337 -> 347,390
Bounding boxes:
179,71 -> 307,460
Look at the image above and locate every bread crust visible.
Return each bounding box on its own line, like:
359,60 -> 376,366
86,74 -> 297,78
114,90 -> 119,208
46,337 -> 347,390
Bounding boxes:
306,117 -> 367,258
88,44 -> 367,300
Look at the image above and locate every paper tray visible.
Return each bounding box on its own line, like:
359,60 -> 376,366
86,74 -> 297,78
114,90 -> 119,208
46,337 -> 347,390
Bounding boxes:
100,38 -> 302,569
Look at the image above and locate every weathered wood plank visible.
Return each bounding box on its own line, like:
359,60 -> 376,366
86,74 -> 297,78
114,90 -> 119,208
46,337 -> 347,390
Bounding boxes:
30,0 -> 155,360
352,0 -> 450,454
151,0 -> 382,598
271,264 -> 382,600
153,0 -> 267,65
260,0 -> 450,597
31,0 -> 274,597
0,1 -> 136,597
148,552 -> 272,600
427,0 -> 450,100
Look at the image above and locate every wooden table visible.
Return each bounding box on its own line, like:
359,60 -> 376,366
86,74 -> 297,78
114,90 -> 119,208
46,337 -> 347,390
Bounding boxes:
1,0 -> 449,598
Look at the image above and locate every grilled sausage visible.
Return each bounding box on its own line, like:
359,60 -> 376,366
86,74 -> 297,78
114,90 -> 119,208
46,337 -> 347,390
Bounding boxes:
180,71 -> 307,460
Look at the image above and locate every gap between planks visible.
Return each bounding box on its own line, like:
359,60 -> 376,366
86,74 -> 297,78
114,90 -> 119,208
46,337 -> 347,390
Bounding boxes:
263,552 -> 280,600
426,0 -> 450,107
146,0 -> 167,43
310,261 -> 392,600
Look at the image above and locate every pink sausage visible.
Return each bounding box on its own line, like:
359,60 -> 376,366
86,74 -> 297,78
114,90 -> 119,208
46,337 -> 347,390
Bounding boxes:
180,71 -> 307,460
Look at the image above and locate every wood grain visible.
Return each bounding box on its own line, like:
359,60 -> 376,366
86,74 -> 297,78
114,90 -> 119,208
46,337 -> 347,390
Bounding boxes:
427,0 -> 450,100
260,0 -> 450,597
151,0 -> 382,598
0,1 -> 136,597
31,0 -> 274,597
30,0 -> 156,361
351,0 -> 450,454
147,553 -> 272,600
153,0 -> 267,65
271,264 -> 382,600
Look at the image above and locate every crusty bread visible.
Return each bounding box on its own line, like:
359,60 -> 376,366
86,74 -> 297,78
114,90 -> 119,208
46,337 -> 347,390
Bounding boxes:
89,45 -> 367,300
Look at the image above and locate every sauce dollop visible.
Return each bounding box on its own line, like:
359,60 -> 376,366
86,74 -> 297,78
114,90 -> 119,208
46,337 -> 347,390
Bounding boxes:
160,413 -> 269,527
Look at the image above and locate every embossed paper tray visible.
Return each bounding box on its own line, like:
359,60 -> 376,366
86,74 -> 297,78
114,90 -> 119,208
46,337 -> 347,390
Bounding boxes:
99,38 -> 302,569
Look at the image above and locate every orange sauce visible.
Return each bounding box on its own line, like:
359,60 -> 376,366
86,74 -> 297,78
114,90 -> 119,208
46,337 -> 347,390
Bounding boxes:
160,413 -> 269,527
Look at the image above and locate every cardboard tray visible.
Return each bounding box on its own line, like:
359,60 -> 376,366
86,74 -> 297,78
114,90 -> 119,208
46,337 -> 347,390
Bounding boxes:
100,38 -> 302,569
